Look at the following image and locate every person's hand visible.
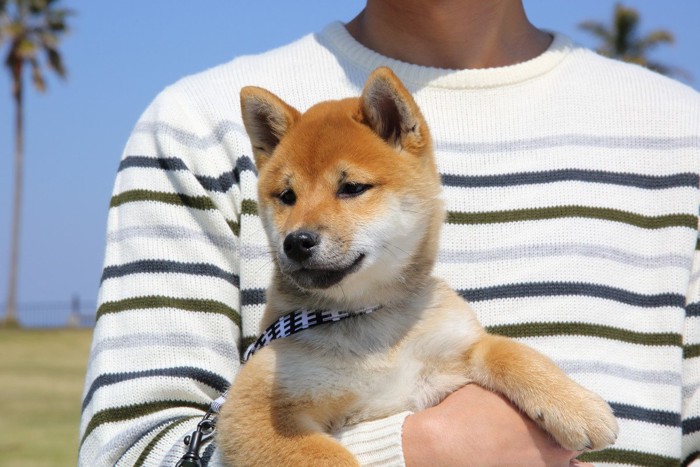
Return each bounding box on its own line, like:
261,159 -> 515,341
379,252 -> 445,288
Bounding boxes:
402,384 -> 592,467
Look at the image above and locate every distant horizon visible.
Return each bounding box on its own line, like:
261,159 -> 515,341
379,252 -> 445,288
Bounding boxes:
1,0 -> 698,323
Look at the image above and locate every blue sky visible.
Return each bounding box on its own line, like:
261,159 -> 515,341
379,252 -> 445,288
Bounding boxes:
1,0 -> 698,316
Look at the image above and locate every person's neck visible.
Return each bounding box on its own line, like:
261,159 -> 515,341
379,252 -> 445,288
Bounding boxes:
345,0 -> 552,70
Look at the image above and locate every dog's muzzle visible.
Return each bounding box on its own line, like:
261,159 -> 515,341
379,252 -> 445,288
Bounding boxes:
279,230 -> 365,289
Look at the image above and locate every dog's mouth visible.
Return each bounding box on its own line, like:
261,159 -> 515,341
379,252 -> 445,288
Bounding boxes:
284,254 -> 366,290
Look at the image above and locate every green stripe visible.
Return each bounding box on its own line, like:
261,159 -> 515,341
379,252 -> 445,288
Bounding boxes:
227,219 -> 240,236
446,205 -> 697,230
579,448 -> 678,467
685,344 -> 700,359
97,296 -> 241,327
110,189 -> 216,210
241,199 -> 258,216
81,400 -> 208,446
134,417 -> 195,467
487,322 -> 681,347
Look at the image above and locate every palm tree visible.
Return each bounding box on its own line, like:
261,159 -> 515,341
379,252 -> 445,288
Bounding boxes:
578,3 -> 688,80
1,0 -> 71,326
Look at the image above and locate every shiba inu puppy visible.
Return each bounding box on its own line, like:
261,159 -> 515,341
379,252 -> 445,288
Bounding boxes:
217,67 -> 618,466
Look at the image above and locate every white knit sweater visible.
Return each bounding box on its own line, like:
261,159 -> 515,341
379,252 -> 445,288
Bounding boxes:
79,22 -> 700,466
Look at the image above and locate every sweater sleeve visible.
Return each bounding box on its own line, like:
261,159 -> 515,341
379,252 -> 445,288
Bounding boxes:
335,412 -> 410,466
78,84 -> 411,466
78,86 -> 244,466
683,227 -> 700,466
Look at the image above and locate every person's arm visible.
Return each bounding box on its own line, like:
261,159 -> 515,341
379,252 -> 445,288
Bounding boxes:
79,86 -> 243,465
682,225 -> 700,466
401,384 -> 587,467
336,384 -> 595,467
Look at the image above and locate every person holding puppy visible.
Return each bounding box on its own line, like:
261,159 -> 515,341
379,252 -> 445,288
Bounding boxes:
79,1 -> 700,466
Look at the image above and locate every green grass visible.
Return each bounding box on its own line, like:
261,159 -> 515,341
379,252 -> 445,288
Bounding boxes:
0,328 -> 93,467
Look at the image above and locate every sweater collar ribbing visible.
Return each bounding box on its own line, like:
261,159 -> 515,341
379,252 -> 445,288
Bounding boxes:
319,21 -> 572,90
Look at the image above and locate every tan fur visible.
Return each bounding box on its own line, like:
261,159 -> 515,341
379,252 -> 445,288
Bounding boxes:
466,334 -> 619,451
217,67 -> 618,466
217,351 -> 359,467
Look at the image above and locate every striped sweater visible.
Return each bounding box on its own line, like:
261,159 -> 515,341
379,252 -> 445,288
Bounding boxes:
79,22 -> 700,466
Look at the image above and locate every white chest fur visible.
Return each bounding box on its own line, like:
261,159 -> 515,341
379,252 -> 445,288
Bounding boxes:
260,285 -> 483,429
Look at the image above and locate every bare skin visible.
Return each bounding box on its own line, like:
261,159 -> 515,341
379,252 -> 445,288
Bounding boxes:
345,0 -> 552,70
346,2 -> 590,466
403,385 -> 590,466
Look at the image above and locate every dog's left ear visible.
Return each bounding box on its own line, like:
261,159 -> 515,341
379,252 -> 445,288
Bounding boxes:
357,67 -> 430,155
240,86 -> 301,170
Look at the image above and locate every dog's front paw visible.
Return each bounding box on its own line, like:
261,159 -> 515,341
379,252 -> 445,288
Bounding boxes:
534,387 -> 618,452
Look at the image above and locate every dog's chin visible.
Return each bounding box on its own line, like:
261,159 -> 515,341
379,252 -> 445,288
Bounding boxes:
283,254 -> 365,290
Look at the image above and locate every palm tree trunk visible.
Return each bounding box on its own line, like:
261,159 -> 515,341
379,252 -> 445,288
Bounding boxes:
4,66 -> 23,327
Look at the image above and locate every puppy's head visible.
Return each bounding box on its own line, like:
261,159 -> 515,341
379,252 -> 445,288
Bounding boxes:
240,67 -> 443,303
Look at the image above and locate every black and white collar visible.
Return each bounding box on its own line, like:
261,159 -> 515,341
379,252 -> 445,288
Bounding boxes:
242,305 -> 382,362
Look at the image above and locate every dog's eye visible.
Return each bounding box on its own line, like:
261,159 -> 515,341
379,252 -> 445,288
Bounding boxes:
278,189 -> 297,205
338,183 -> 372,198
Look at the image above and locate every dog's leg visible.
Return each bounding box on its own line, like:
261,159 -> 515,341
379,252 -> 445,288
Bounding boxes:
217,360 -> 360,467
465,333 -> 618,451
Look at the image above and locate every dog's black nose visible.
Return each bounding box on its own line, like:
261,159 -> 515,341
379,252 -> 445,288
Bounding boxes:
283,230 -> 319,262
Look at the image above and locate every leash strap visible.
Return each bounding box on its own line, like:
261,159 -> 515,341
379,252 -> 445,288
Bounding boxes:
176,305 -> 380,465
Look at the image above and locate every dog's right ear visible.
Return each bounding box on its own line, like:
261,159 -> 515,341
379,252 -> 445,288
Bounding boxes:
240,86 -> 301,169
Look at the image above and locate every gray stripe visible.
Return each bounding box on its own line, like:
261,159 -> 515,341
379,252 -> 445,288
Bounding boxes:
241,244 -> 272,261
438,243 -> 692,271
196,156 -> 257,192
118,156 -> 188,172
90,332 -> 238,361
461,282 -> 684,308
118,155 -> 257,194
686,304 -> 700,317
691,269 -> 700,284
609,402 -> 679,427
197,171 -> 238,193
200,442 -> 218,465
442,170 -> 699,190
436,134 -> 700,154
133,122 -> 700,154
101,260 -> 238,286
109,416 -> 183,466
82,366 -> 230,412
133,120 -> 243,150
558,360 -> 681,386
108,235 -> 692,275
683,417 -> 700,435
248,243 -> 690,269
684,382 -> 700,399
242,288 -> 266,306
107,225 -> 238,251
